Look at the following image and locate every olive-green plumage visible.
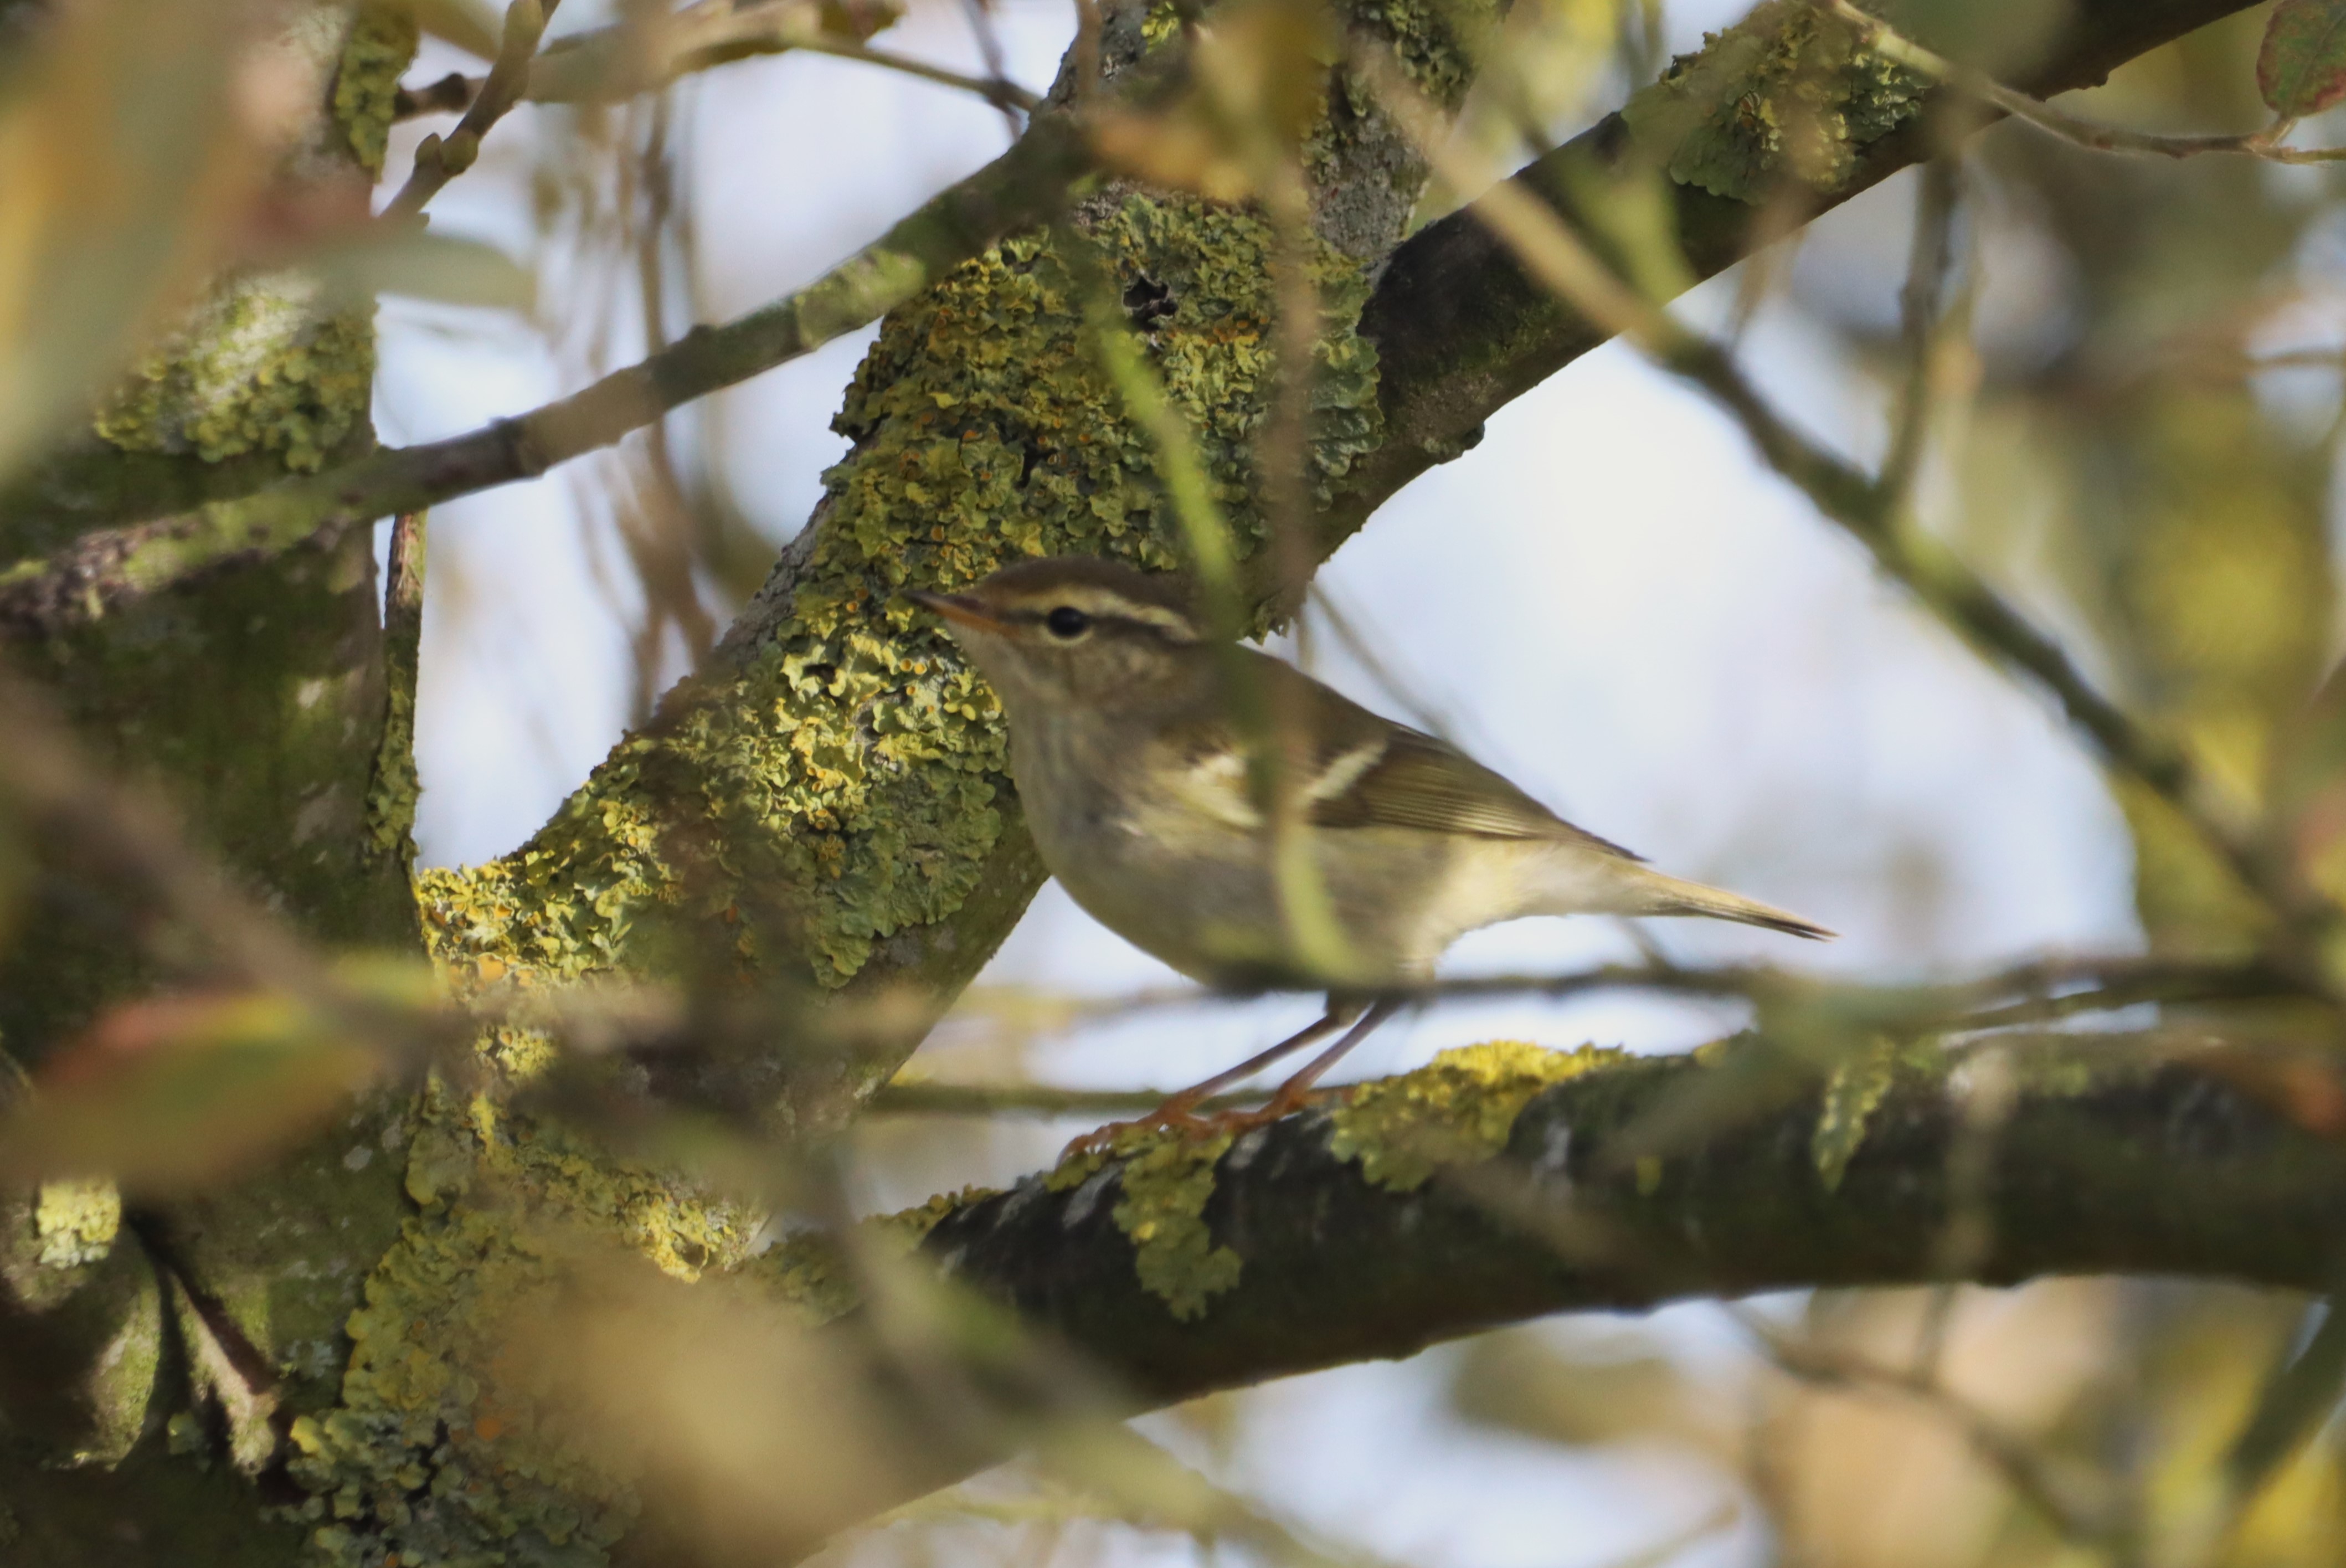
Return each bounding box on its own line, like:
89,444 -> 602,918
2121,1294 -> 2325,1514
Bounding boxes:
912,557 -> 1830,994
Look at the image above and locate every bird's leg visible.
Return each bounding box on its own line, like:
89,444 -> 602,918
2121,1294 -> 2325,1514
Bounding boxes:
1059,1000 -> 1360,1160
1213,999 -> 1401,1132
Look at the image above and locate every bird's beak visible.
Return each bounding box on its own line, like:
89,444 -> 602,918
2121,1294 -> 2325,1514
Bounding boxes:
906,588 -> 1007,632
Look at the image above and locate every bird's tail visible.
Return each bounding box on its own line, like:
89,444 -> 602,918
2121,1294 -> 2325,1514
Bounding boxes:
1623,867 -> 1835,940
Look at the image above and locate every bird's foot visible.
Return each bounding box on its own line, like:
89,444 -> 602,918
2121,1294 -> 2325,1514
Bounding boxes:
1058,1099 -> 1219,1164
1058,1087 -> 1322,1164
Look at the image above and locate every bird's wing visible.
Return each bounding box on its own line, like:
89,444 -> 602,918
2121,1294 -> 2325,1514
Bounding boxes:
1157,653 -> 1645,860
1308,723 -> 1645,860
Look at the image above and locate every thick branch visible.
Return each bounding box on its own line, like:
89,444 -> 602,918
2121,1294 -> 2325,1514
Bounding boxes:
708,1032 -> 2346,1560
922,1035 -> 2346,1404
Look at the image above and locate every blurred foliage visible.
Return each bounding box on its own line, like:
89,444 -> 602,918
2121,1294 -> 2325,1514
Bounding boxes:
1822,12 -> 2344,963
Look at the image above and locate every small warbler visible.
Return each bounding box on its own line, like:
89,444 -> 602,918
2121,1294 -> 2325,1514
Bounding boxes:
910,557 -> 1830,1138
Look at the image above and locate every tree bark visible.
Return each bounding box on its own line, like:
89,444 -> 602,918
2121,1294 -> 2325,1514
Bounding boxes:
925,1037 -> 2346,1401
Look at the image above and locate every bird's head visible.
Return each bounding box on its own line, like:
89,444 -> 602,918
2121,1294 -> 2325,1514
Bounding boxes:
907,557 -> 1206,713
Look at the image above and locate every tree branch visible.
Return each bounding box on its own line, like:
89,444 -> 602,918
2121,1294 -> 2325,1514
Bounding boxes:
382,0 -> 563,224
922,1039 -> 2346,1401
0,115 -> 1092,637
1817,0 -> 2346,165
400,17 -> 1044,118
1340,0 -> 2264,556
737,1031 -> 2346,1553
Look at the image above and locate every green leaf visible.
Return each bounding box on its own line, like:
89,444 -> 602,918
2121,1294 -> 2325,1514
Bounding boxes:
2258,0 -> 2346,117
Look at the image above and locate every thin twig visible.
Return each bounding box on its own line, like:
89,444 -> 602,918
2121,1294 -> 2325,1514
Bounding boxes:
1816,0 -> 2346,166
393,71 -> 476,120
958,0 -> 1027,133
1879,157 -> 1960,510
617,90 -> 719,701
1258,166 -> 1356,980
948,948 -> 2290,1032
794,33 -> 1040,114
868,1081 -> 1269,1117
395,11 -> 1041,117
906,955 -> 2298,1107
0,116 -> 1094,639
382,0 -> 564,225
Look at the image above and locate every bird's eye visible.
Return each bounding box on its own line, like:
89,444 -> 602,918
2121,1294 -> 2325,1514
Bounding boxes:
1044,605 -> 1092,639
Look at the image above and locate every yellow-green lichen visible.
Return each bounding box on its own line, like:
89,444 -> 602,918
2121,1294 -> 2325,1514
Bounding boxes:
1328,1041 -> 1623,1192
94,275 -> 375,472
1141,0 -> 1186,47
1812,1038 -> 1898,1193
753,1184 -> 1002,1326
33,1176 -> 120,1268
1619,0 -> 1927,204
1341,0 -> 1501,106
1049,1123 -> 1241,1321
286,1075 -> 759,1568
419,193 -> 1381,993
333,2 -> 421,177
362,710 -> 421,865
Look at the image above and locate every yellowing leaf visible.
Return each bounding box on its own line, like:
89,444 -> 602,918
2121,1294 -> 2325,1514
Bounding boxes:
0,959 -> 443,1193
0,0 -> 273,479
2260,0 -> 2346,117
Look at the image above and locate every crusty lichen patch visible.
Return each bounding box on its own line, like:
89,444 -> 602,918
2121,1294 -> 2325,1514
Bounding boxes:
286,1070 -> 759,1568
33,1176 -> 120,1268
1329,1041 -> 1623,1191
333,2 -> 420,177
419,194 -> 1381,994
1020,1043 -> 1623,1320
1047,1122 -> 1243,1321
94,274 -> 376,472
1619,0 -> 1927,204
1343,0 -> 1502,107
752,1184 -> 1002,1326
1812,1039 -> 1899,1193
88,0 -> 405,477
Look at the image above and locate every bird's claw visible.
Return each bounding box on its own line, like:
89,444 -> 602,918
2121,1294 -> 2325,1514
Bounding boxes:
1058,1103 -> 1215,1164
1059,1088 -> 1321,1164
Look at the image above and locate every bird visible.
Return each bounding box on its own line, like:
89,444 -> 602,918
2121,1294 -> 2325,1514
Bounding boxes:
908,556 -> 1831,1144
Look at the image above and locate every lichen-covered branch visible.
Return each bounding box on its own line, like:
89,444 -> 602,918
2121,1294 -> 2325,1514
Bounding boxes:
751,0 -> 2268,1123
1817,0 -> 2346,164
339,0 -> 2266,1140
604,1030 -> 2346,1557
912,1032 -> 2346,1394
